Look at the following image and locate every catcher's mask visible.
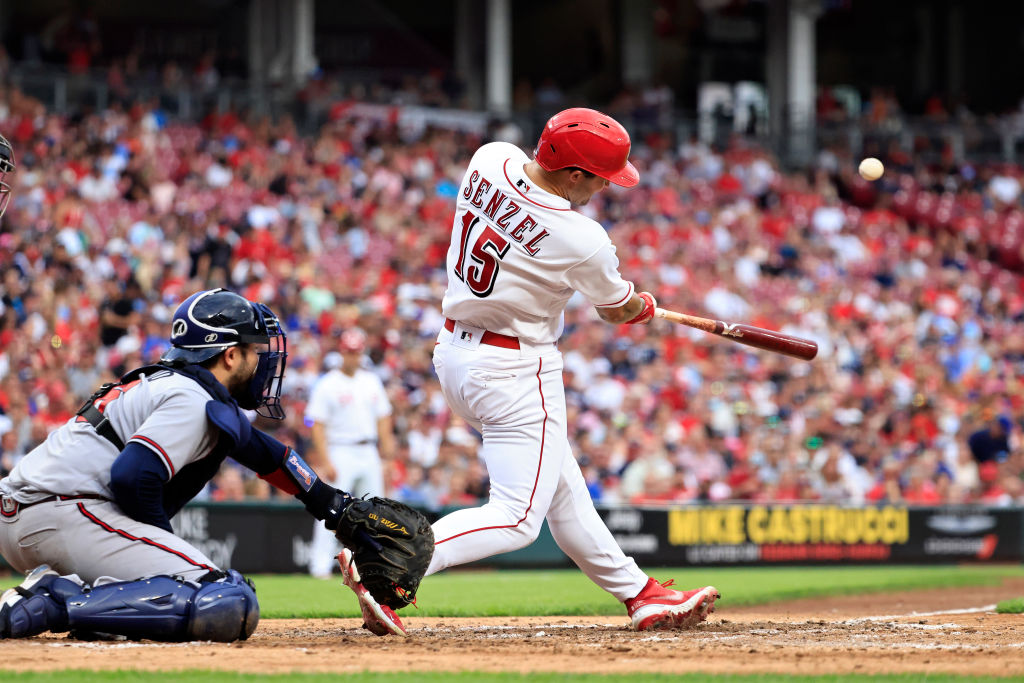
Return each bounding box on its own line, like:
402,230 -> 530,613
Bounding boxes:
0,133 -> 15,220
161,288 -> 288,419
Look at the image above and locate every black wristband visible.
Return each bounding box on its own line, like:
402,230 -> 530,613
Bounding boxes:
299,478 -> 352,529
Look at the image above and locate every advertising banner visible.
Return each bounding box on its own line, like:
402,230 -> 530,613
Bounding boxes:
5,502 -> 1014,573
599,505 -> 1024,566
170,502 -> 313,574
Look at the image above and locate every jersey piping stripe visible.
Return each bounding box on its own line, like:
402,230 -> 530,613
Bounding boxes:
435,358 -> 547,546
129,435 -> 176,476
502,159 -> 571,211
596,282 -> 634,308
75,503 -> 214,572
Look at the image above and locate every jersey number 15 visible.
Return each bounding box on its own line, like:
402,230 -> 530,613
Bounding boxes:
454,211 -> 509,298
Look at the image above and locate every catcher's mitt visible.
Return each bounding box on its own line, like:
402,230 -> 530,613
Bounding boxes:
334,497 -> 434,609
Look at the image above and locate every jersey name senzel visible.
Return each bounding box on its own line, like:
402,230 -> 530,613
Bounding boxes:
462,170 -> 550,256
442,142 -> 633,344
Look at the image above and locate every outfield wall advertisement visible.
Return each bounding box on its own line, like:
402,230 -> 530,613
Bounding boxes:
2,503 -> 1020,572
599,505 -> 1023,566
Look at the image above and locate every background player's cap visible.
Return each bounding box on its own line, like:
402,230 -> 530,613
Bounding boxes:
339,328 -> 367,353
534,107 -> 639,188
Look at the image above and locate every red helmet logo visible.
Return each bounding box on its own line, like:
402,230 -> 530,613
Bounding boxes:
534,108 -> 639,187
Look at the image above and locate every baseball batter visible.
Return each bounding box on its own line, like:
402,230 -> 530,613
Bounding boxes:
0,288 -> 407,640
305,328 -> 395,578
427,108 -> 719,631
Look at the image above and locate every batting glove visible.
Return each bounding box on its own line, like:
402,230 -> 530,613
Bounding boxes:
624,291 -> 657,325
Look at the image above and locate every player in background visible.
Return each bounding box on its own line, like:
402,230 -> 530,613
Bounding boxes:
0,288 -> 407,640
426,108 -> 719,631
305,328 -> 395,579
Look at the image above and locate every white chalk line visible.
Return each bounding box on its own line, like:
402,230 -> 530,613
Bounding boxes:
843,604 -> 997,624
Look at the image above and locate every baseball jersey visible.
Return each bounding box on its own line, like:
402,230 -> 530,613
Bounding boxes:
304,369 -> 392,446
0,370 -> 218,503
441,141 -> 634,344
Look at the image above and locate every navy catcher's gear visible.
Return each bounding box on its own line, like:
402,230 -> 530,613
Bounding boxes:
0,133 -> 14,220
160,289 -> 288,419
0,567 -> 259,642
0,567 -> 78,638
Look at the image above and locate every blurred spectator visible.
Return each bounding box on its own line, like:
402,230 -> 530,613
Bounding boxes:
211,465 -> 246,502
968,417 -> 1012,465
0,429 -> 24,477
98,278 -> 143,348
1,79 -> 1024,511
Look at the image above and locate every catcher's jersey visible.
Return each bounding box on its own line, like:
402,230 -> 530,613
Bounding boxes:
441,142 -> 633,344
0,370 -> 218,503
304,368 -> 392,446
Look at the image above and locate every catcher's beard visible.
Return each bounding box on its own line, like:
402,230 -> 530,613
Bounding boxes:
226,354 -> 259,405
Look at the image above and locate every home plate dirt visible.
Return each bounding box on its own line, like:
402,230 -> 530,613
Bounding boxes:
3,578 -> 1024,676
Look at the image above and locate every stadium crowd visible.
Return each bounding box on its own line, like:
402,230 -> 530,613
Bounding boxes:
2,83 -> 1024,511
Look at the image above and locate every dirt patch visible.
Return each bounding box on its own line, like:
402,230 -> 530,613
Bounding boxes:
3,579 -> 1024,677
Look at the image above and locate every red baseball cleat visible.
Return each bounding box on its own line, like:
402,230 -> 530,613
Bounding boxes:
625,578 -> 720,631
337,548 -> 408,637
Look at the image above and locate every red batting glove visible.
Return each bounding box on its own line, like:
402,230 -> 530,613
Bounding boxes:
624,291 -> 657,325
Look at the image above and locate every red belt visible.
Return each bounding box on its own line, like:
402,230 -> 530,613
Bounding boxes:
444,318 -> 520,349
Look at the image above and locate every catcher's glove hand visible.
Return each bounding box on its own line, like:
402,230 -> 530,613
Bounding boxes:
334,497 -> 434,609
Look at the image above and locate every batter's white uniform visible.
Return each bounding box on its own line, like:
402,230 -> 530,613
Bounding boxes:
0,370 -> 220,583
428,141 -> 648,601
304,367 -> 391,577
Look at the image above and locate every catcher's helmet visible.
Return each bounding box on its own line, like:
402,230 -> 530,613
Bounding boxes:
533,108 -> 638,188
0,133 -> 15,220
161,289 -> 288,419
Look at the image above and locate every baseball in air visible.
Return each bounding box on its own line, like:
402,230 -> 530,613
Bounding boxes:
858,157 -> 884,181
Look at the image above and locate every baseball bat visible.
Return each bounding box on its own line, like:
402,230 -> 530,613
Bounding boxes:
654,308 -> 818,361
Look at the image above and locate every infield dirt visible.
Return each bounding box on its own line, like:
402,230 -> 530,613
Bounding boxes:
2,578 -> 1023,677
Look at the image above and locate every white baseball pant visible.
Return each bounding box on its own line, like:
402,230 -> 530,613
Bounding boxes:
427,322 -> 648,602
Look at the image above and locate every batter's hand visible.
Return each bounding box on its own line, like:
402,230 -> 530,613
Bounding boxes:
624,291 -> 657,325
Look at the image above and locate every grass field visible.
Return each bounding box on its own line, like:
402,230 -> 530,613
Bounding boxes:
997,596 -> 1024,613
6,564 -> 1011,619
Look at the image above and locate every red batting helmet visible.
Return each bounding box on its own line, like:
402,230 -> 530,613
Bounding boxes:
534,108 -> 639,187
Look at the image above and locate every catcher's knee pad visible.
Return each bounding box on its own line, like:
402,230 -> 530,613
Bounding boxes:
0,575 -> 80,638
65,570 -> 259,642
189,570 -> 259,642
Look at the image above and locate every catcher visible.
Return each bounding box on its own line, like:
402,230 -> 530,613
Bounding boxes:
0,285 -> 431,641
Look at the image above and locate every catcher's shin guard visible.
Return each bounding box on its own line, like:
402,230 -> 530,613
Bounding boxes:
65,570 -> 259,642
2,568 -> 259,642
0,566 -> 78,638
